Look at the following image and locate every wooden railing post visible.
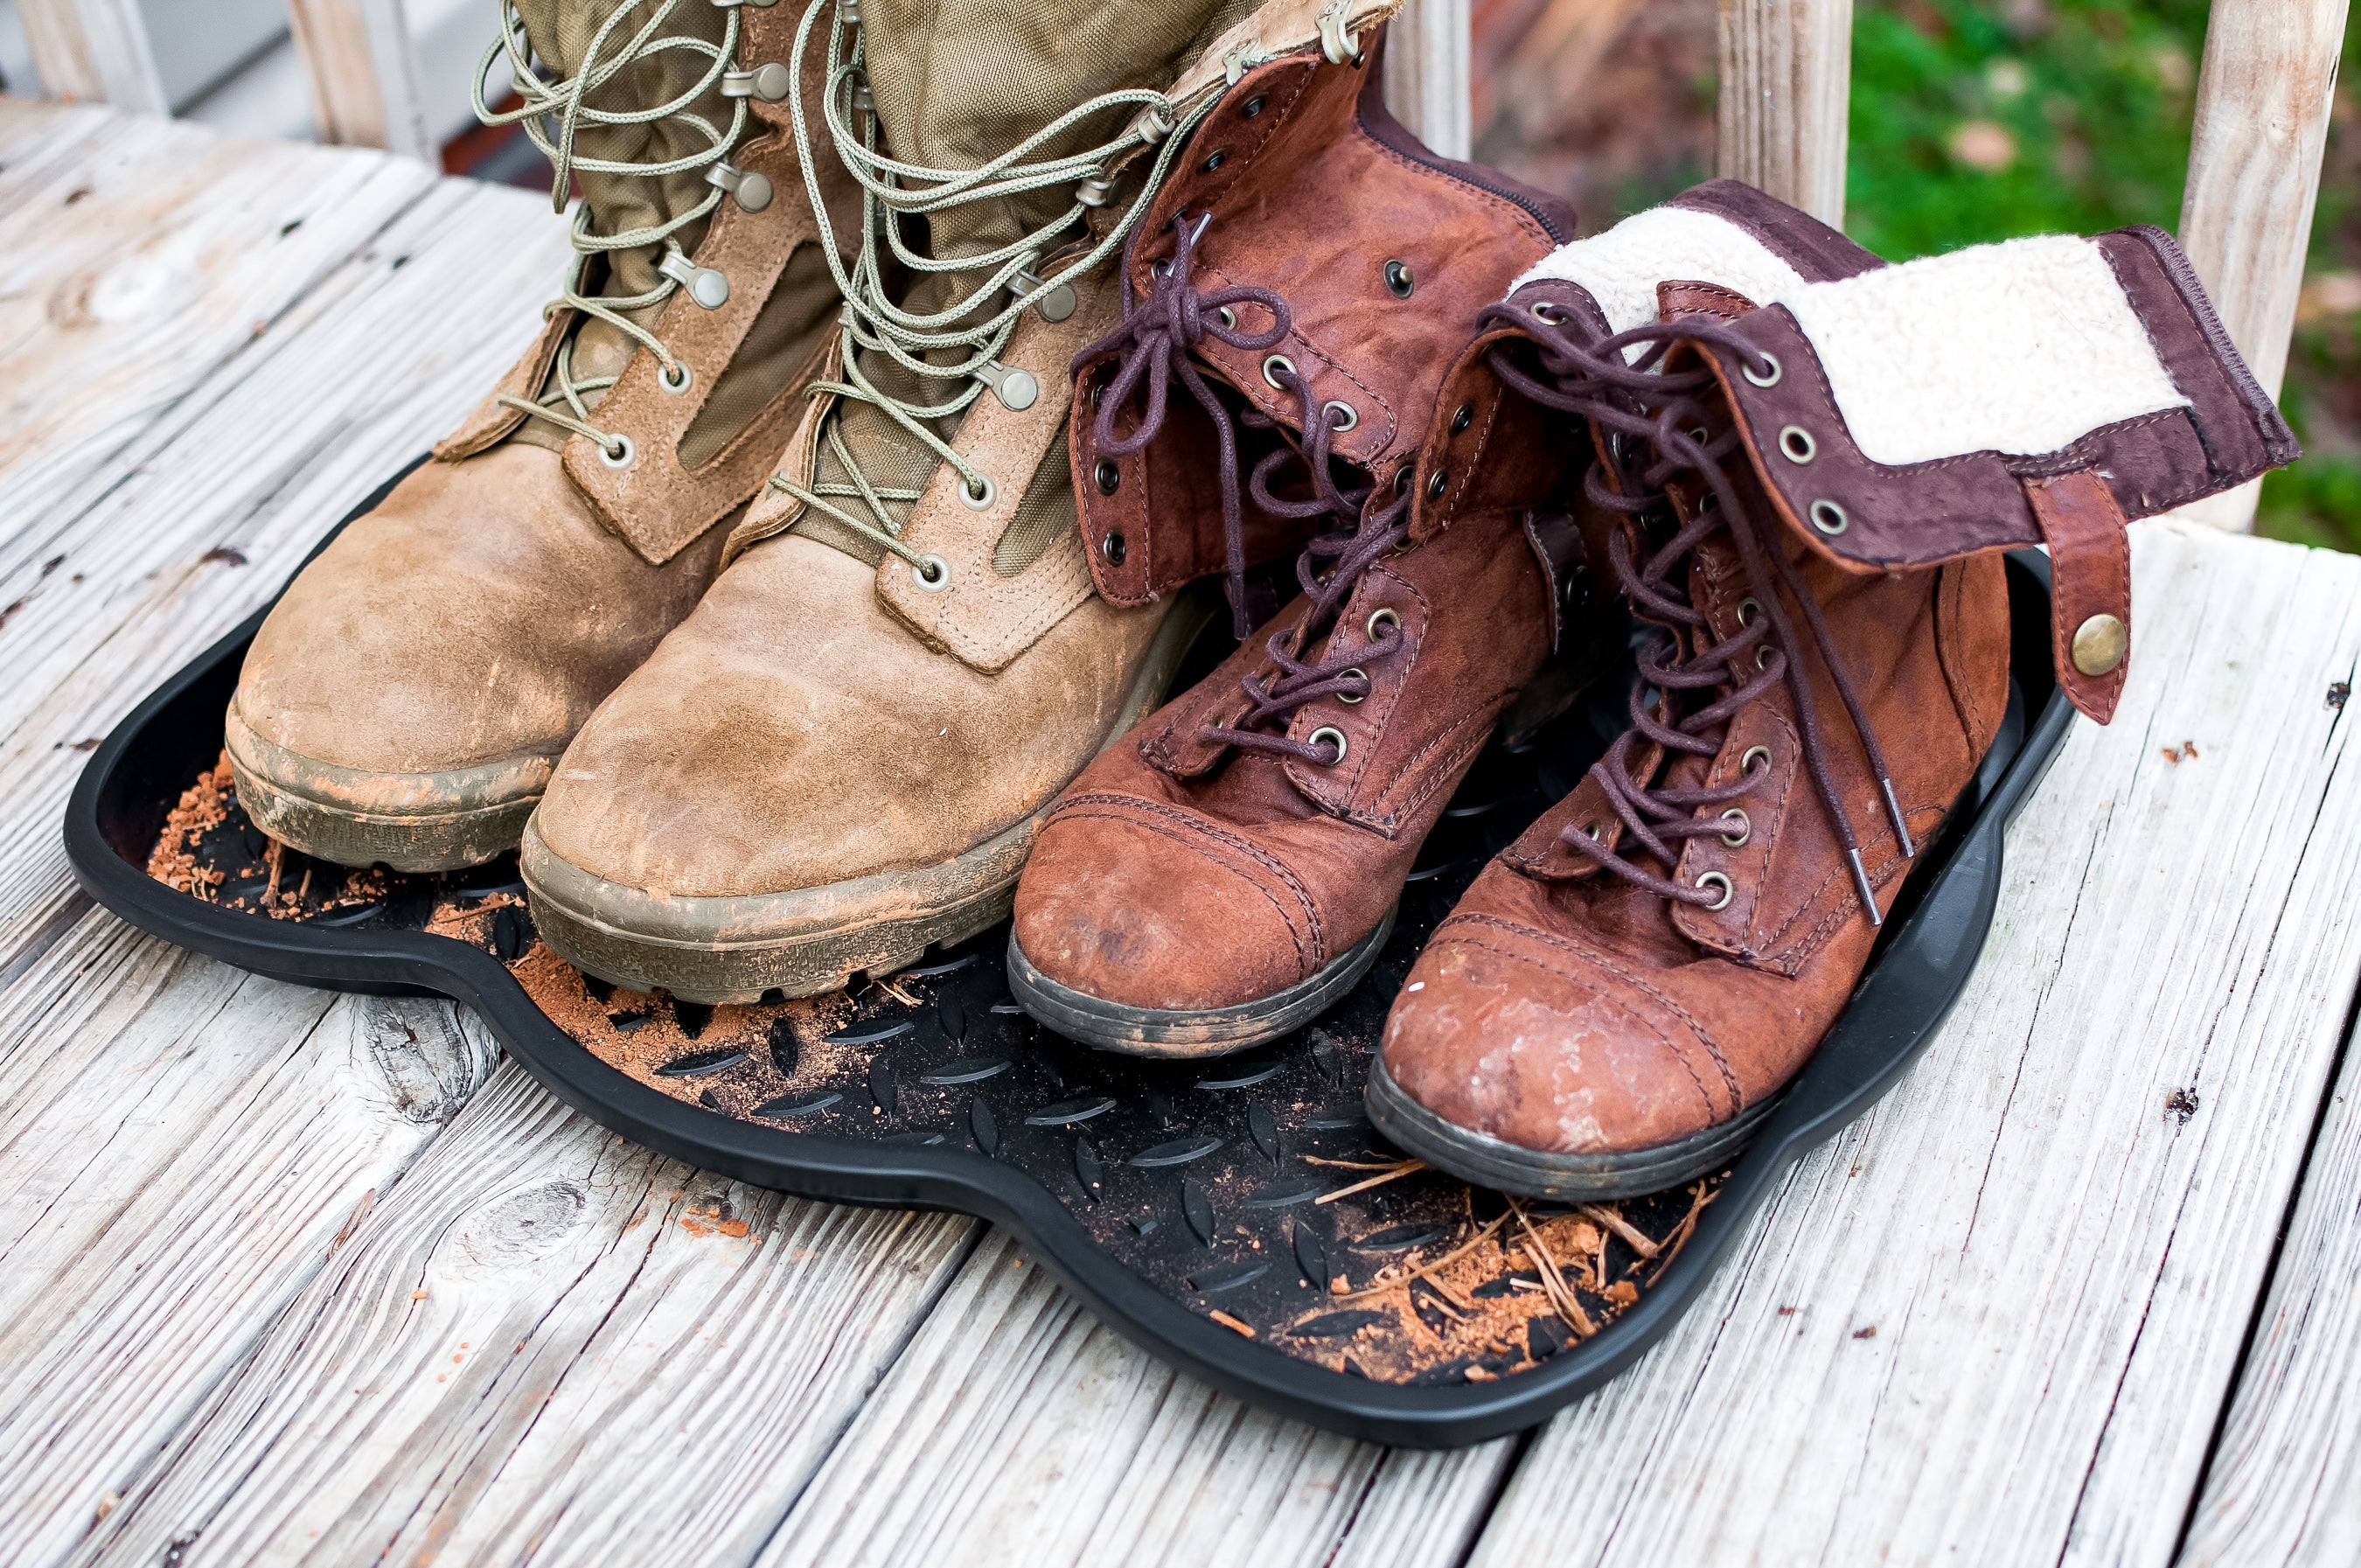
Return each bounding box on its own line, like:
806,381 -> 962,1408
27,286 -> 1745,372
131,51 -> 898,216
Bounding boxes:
1383,0 -> 1473,162
2173,0 -> 2350,532
17,0 -> 167,115
286,0 -> 435,163
1716,0 -> 1853,227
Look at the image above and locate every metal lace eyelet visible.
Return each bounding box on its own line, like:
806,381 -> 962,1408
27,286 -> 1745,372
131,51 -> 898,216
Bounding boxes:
1261,353 -> 1297,390
1243,94 -> 1267,118
1151,259 -> 1174,282
1755,645 -> 1774,672
1579,821 -> 1602,840
1779,426 -> 1816,463
1688,426 -> 1709,443
1695,870 -> 1734,910
1741,744 -> 1772,775
1201,150 -> 1228,174
1337,667 -> 1367,705
1101,530 -> 1126,565
1310,726 -> 1348,764
1450,401 -> 1473,436
1217,305 -> 1237,330
1367,607 -> 1401,641
1323,400 -> 1358,432
658,360 -> 693,395
1529,300 -> 1561,324
960,473 -> 997,510
1425,469 -> 1448,500
1738,596 -> 1759,625
1743,352 -> 1782,388
599,433 -> 635,470
913,554 -> 952,592
1696,489 -> 1718,513
1811,499 -> 1849,535
1385,259 -> 1414,297
1719,808 -> 1751,847
1094,458 -> 1120,495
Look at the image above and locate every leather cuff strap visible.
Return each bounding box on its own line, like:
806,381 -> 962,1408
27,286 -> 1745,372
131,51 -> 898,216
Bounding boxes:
2024,467 -> 2133,725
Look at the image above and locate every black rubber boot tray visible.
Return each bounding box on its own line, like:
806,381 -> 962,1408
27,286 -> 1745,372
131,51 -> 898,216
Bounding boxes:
65,481 -> 2070,1446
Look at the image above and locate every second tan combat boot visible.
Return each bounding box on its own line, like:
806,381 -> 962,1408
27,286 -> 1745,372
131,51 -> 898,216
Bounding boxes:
226,0 -> 853,870
520,0 -> 1425,1000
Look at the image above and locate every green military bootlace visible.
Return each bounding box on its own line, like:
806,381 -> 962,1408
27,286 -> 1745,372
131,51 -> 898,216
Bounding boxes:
476,0 -> 751,461
765,0 -> 1223,578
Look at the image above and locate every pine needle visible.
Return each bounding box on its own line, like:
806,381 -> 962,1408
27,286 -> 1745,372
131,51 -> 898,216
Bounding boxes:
1315,1158 -> 1429,1204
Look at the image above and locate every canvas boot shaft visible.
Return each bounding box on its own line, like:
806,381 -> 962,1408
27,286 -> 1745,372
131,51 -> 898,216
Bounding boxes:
519,0 -> 1382,1003
1369,194 -> 2301,1200
227,0 -> 853,872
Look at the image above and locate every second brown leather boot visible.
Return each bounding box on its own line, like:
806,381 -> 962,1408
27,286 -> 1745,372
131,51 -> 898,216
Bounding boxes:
226,0 -> 851,870
1369,198 -> 2298,1198
1004,33 -> 1578,1055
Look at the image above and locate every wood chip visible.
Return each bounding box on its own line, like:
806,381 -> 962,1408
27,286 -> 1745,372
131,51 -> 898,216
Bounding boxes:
1314,1158 -> 1429,1204
1208,1309 -> 1255,1338
1580,1202 -> 1661,1258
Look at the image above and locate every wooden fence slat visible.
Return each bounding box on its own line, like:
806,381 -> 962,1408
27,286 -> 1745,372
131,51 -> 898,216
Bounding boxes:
286,0 -> 436,162
2172,0 -> 2351,533
1383,0 -> 1473,161
1715,0 -> 1853,226
14,0 -> 165,115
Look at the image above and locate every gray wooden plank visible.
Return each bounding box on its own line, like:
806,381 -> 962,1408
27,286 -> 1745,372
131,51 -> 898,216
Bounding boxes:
1445,521 -> 2361,1567
0,102 -> 436,536
71,1064 -> 979,1568
2178,1028 -> 2361,1564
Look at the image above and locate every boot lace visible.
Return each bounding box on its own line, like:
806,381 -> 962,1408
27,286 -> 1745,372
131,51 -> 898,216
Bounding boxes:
1483,302 -> 1915,926
478,0 -> 748,457
766,0 -> 1222,576
1080,212 -> 1412,765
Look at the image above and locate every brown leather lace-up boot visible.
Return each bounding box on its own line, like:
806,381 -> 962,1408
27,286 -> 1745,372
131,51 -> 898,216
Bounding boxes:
1002,36 -> 1577,1056
520,0 -> 1394,1002
226,0 -> 851,871
1368,194 -> 2299,1198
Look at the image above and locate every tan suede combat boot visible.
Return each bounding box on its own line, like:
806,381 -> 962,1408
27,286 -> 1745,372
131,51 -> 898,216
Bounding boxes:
226,0 -> 853,871
520,0 -> 1409,1001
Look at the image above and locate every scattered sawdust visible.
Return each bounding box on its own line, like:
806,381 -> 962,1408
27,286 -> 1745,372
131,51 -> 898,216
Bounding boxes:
147,755 -> 234,893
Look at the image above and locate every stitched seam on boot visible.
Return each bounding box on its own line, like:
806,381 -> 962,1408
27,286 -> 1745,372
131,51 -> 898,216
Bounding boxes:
1438,912 -> 1743,1118
1430,928 -> 1724,1127
1050,792 -> 1327,964
1757,804 -> 1946,969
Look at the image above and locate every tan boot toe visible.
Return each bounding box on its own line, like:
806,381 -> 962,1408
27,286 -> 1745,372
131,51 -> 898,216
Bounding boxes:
228,447 -> 725,871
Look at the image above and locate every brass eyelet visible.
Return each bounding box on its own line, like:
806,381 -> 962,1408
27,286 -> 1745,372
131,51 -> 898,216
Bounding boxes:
1529,300 -> 1561,324
1738,596 -> 1759,624
1217,305 -> 1237,331
1201,150 -> 1229,174
1741,744 -> 1772,775
1756,645 -> 1775,672
1262,353 -> 1297,390
1743,352 -> 1782,387
1101,530 -> 1126,565
1323,400 -> 1359,432
1779,426 -> 1817,463
1718,808 -> 1751,847
1695,871 -> 1734,910
1367,607 -> 1402,641
1094,458 -> 1120,494
1385,259 -> 1415,297
1311,726 -> 1348,764
1450,401 -> 1473,436
1337,667 -> 1368,705
1811,499 -> 1849,534
1425,469 -> 1448,500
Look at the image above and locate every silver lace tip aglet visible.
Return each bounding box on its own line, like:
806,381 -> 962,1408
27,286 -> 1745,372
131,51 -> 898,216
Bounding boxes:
1847,847 -> 1883,929
1880,777 -> 1915,859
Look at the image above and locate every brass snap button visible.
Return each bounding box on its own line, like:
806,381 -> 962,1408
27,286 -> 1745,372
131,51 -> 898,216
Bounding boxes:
2072,613 -> 2128,676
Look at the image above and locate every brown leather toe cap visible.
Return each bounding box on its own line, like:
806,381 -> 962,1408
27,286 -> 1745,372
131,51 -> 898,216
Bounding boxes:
1013,793 -> 1326,1013
1380,913 -> 1742,1157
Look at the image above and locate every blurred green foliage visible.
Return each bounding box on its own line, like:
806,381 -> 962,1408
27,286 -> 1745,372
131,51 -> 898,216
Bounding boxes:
1844,0 -> 2361,549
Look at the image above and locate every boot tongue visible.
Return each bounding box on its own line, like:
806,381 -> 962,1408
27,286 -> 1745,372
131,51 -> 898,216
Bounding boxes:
800,0 -> 1262,564
514,0 -> 736,418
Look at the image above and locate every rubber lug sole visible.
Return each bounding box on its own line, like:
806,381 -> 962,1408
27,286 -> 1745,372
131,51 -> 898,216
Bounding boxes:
1007,904 -> 1396,1058
1364,1053 -> 1779,1201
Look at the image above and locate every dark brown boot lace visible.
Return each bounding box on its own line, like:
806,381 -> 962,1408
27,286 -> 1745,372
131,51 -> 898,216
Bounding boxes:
1077,213 -> 1414,768
1481,300 -> 1914,925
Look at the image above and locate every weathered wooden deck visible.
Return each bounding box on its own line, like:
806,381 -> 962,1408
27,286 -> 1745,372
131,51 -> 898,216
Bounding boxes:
2,97 -> 2358,1567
